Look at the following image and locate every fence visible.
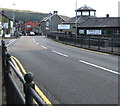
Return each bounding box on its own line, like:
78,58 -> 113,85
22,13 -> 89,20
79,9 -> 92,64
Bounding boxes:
47,32 -> 120,55
2,40 -> 51,105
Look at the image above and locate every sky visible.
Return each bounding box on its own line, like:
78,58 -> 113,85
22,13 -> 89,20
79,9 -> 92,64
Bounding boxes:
0,0 -> 120,17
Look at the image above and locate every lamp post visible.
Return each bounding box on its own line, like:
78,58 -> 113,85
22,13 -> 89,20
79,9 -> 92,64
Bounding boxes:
12,3 -> 15,38
75,0 -> 78,44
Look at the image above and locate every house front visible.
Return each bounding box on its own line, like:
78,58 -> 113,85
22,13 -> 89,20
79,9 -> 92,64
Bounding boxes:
22,21 -> 41,35
40,11 -> 66,35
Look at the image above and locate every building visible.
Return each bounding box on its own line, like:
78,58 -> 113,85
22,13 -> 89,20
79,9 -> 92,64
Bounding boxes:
40,11 -> 66,35
22,21 -> 41,35
77,16 -> 120,35
61,5 -> 120,36
0,11 -> 13,37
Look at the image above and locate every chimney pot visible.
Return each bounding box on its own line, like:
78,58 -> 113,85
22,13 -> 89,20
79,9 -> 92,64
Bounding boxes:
53,11 -> 58,14
106,14 -> 109,18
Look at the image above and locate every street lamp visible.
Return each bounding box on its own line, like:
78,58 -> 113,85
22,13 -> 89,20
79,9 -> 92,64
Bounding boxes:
12,3 -> 15,38
75,0 -> 78,43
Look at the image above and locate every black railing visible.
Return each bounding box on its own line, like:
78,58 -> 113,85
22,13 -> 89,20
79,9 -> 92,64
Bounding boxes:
47,32 -> 120,55
2,40 -> 48,105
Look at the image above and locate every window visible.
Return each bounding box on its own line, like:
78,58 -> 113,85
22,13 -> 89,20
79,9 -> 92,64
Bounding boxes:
46,21 -> 49,26
26,25 -> 31,28
82,11 -> 89,16
79,30 -> 84,34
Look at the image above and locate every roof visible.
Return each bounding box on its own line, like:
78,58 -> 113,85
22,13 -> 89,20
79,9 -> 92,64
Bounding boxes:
76,5 -> 96,11
78,17 -> 120,28
63,16 -> 95,24
41,13 -> 66,22
22,21 -> 40,32
24,21 -> 40,27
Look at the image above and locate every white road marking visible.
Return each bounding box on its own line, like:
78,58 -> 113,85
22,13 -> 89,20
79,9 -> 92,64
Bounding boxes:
36,42 -> 39,45
33,38 -> 48,49
33,38 -> 36,43
79,60 -> 120,75
52,50 -> 68,57
33,38 -> 39,45
6,39 -> 16,47
40,45 -> 47,49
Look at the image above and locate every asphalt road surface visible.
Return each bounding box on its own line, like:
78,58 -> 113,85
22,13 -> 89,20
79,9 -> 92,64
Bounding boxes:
7,36 -> 119,104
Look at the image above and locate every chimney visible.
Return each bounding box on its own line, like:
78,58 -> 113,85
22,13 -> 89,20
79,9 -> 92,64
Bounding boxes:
53,11 -> 58,14
49,12 -> 52,15
106,14 -> 109,18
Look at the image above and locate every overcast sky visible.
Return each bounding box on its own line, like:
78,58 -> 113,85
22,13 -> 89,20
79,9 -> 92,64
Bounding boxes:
1,0 -> 120,17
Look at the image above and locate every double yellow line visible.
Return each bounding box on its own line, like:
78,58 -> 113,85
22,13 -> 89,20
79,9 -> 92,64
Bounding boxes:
10,56 -> 52,105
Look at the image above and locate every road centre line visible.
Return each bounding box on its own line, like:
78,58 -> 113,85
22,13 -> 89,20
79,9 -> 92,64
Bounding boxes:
79,59 -> 120,75
52,50 -> 68,57
40,45 -> 47,49
33,38 -> 40,45
33,38 -> 37,43
36,42 -> 39,45
33,38 -> 47,49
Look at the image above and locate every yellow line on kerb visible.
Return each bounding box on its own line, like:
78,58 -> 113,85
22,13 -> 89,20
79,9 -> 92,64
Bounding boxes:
11,56 -> 27,74
10,57 -> 23,76
35,85 -> 52,105
49,38 -> 109,55
68,45 -> 109,55
10,56 -> 52,105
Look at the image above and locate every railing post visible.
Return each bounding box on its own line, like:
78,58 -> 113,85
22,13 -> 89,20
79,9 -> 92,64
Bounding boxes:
24,72 -> 34,106
5,53 -> 12,104
2,40 -> 7,73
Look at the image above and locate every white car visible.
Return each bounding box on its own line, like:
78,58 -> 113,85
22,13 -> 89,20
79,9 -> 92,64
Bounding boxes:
30,32 -> 35,36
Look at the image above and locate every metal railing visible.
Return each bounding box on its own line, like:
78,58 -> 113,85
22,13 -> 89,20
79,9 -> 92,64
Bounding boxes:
2,40 -> 51,105
47,32 -> 120,55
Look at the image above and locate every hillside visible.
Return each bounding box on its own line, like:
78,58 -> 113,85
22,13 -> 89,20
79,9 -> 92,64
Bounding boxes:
1,8 -> 49,21
1,8 -> 70,21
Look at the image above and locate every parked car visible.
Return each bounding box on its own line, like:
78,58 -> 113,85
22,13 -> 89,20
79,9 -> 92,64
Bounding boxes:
30,32 -> 35,36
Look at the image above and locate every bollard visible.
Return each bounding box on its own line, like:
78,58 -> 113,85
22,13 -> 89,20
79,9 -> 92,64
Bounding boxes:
24,72 -> 34,106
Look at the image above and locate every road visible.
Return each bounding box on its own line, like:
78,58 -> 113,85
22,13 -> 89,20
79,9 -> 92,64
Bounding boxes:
7,36 -> 119,104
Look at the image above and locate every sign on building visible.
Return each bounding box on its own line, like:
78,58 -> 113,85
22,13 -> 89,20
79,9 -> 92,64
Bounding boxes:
3,23 -> 8,29
58,24 -> 70,30
87,30 -> 102,35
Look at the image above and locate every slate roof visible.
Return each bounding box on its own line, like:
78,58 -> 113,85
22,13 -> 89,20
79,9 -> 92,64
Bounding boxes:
41,13 -> 66,22
76,5 -> 96,11
78,17 -> 120,28
62,16 -> 95,24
